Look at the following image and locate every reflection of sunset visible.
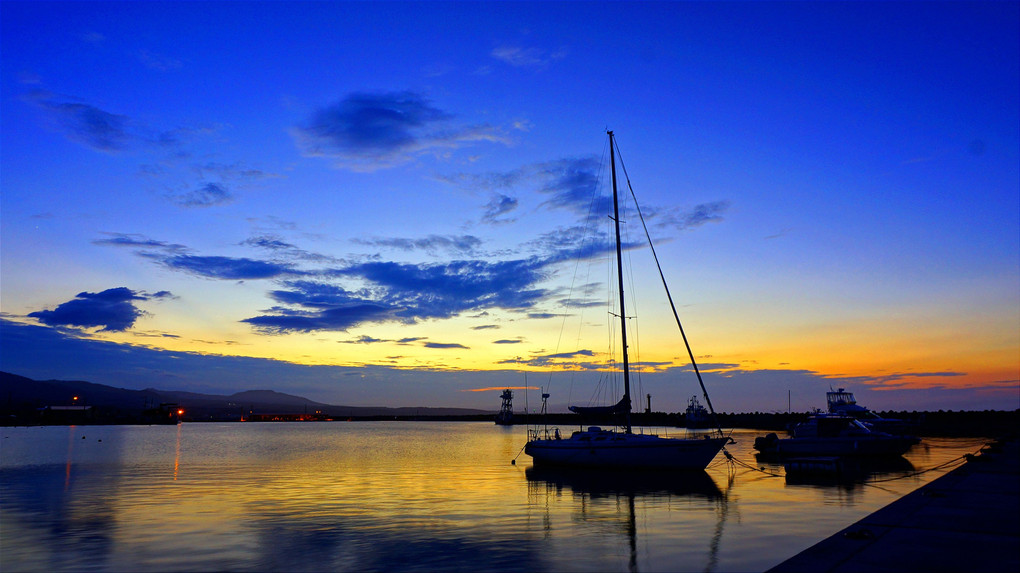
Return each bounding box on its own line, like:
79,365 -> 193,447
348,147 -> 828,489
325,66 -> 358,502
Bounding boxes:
1,423 -> 992,571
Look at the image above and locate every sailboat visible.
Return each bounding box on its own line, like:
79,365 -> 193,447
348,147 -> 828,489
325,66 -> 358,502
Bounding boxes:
524,131 -> 730,470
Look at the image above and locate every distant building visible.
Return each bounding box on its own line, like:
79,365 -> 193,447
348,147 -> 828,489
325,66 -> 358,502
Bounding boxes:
38,405 -> 94,424
243,413 -> 334,422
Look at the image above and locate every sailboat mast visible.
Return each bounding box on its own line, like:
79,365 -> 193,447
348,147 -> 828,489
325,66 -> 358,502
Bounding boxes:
608,131 -> 632,434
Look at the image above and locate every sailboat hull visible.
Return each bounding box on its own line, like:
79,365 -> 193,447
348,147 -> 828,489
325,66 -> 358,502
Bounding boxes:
525,429 -> 728,470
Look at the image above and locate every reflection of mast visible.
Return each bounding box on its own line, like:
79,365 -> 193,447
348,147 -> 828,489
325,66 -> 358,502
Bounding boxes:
704,472 -> 735,573
626,494 -> 638,573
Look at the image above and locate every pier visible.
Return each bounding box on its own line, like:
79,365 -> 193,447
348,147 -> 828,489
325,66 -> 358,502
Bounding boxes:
768,437 -> 1019,572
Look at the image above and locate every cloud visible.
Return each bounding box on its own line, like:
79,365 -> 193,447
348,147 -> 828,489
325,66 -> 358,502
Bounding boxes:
27,287 -> 170,332
93,233 -> 187,251
242,234 -> 341,264
352,234 -> 482,255
493,339 -> 523,344
440,157 -> 601,215
174,182 -> 234,208
491,45 -> 567,68
423,342 -> 469,350
151,254 -> 298,280
1,318 -> 1014,412
483,194 -> 519,223
243,304 -> 398,333
34,98 -> 132,152
339,335 -> 389,344
654,201 -> 731,231
500,349 -> 599,368
26,91 -> 182,153
243,235 -> 298,251
293,90 -> 507,170
341,259 -> 549,320
534,157 -> 605,214
242,257 -> 552,333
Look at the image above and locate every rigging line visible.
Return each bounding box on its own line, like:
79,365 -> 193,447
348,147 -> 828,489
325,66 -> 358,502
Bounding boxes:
613,138 -> 724,436
551,137 -> 611,405
719,444 -> 985,486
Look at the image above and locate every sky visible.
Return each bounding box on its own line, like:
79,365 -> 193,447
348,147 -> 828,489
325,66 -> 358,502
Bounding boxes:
1,1 -> 1018,414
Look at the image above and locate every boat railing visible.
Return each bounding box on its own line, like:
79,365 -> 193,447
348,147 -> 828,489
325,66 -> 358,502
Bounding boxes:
528,427 -> 563,441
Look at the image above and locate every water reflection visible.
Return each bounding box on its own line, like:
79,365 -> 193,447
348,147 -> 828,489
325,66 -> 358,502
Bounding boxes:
526,466 -> 722,499
754,452 -> 916,488
0,425 -> 987,573
525,468 -> 729,572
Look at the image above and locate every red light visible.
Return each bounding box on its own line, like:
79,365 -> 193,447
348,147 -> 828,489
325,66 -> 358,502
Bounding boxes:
177,409 -> 184,415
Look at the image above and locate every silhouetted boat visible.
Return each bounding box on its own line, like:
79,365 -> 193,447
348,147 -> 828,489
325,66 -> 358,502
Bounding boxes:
825,387 -> 916,434
524,131 -> 730,470
753,414 -> 920,457
685,395 -> 712,429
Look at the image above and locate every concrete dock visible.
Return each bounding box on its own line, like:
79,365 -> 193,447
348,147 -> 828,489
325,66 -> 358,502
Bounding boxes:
768,437 -> 1019,573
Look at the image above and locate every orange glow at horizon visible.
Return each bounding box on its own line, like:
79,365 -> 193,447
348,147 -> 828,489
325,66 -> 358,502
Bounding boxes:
465,386 -> 540,393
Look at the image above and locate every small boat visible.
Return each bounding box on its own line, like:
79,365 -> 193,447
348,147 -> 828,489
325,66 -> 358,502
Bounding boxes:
685,395 -> 712,429
753,414 -> 920,457
826,387 -> 916,434
524,131 -> 730,470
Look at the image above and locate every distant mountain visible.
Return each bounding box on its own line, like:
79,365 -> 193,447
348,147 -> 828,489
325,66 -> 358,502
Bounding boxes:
0,371 -> 491,423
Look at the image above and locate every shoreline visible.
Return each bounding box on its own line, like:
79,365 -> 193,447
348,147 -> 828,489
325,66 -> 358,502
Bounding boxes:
3,410 -> 1017,439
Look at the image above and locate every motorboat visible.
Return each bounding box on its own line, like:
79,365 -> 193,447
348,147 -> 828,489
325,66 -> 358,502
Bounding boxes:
753,414 -> 920,457
826,387 -> 916,434
685,395 -> 712,429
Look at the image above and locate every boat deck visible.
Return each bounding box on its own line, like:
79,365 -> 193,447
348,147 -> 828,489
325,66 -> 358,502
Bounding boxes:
767,437 -> 1020,572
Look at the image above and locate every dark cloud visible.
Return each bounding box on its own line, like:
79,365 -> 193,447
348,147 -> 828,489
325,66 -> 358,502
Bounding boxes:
152,255 -> 298,280
423,342 -> 469,350
535,157 -> 604,214
242,303 -> 397,333
93,233 -> 187,251
498,349 -> 599,369
27,287 -> 169,332
242,235 -> 341,264
353,235 -> 482,255
493,339 -> 523,344
243,258 -> 551,333
174,182 -> 233,208
264,281 -> 367,308
293,90 -> 507,169
654,201 -> 731,231
439,157 -> 600,215
471,325 -> 499,331
243,235 -> 298,251
344,259 -> 548,320
483,194 -> 519,223
27,92 -> 178,153
1,318 -> 1008,412
526,312 -> 562,320
35,98 -> 131,151
340,335 -> 388,344
491,45 -> 567,68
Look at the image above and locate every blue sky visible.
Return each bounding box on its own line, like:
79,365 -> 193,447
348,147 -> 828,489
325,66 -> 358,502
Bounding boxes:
1,1 -> 1017,413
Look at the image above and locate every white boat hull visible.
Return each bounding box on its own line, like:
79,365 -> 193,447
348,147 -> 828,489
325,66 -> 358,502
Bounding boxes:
525,429 -> 728,470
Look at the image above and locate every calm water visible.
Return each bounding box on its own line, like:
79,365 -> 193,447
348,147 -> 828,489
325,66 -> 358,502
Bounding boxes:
0,422 -> 988,572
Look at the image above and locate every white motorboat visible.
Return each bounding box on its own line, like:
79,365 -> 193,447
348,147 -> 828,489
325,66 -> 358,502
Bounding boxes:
753,414 -> 920,457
